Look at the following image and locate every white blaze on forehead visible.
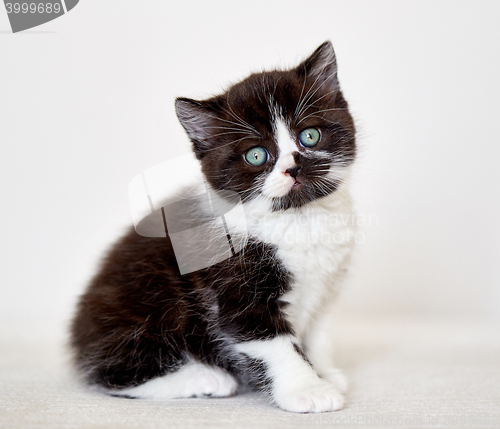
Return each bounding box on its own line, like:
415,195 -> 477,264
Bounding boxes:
262,118 -> 299,198
275,119 -> 298,170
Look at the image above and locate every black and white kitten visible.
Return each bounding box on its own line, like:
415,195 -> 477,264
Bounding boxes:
71,41 -> 357,413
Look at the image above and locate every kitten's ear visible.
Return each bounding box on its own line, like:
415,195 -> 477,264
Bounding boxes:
296,41 -> 338,90
175,97 -> 215,159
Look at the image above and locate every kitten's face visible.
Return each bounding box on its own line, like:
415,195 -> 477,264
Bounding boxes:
176,42 -> 355,211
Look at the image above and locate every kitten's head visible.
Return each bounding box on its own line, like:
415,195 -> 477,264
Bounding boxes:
175,41 -> 355,211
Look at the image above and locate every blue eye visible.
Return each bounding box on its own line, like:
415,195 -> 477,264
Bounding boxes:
245,146 -> 268,166
298,127 -> 320,147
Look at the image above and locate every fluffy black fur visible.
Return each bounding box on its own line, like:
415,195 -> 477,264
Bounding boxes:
72,230 -> 290,389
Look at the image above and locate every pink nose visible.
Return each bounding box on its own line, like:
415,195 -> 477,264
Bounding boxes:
285,165 -> 301,178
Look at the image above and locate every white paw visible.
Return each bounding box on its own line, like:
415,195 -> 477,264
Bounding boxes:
321,368 -> 348,394
273,379 -> 345,413
188,366 -> 238,398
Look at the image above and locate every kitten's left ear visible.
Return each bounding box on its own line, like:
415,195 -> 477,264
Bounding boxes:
175,97 -> 216,159
296,41 -> 338,90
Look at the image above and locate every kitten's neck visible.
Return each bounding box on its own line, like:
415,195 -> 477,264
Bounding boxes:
217,175 -> 353,247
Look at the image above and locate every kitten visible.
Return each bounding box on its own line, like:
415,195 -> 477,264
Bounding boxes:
70,41 -> 357,413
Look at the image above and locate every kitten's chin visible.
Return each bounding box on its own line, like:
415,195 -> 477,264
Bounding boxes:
271,180 -> 339,212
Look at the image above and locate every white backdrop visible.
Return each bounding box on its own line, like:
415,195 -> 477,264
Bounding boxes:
1,0 -> 499,328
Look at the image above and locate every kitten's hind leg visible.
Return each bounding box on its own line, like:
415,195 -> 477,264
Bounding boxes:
110,359 -> 238,400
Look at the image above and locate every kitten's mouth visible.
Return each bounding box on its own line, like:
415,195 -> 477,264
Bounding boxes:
291,179 -> 302,190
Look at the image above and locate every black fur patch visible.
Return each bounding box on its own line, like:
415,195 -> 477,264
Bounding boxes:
71,229 -> 292,389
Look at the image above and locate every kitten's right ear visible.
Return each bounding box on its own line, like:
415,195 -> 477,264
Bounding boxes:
296,41 -> 339,91
175,97 -> 214,159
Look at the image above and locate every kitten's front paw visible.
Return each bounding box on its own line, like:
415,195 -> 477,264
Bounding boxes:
274,380 -> 345,413
321,368 -> 348,394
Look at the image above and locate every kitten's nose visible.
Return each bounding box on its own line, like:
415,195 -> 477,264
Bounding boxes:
285,165 -> 301,179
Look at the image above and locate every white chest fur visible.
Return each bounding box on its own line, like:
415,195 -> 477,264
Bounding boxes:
236,183 -> 356,340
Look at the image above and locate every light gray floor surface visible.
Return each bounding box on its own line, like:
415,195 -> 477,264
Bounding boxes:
1,316 -> 499,429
